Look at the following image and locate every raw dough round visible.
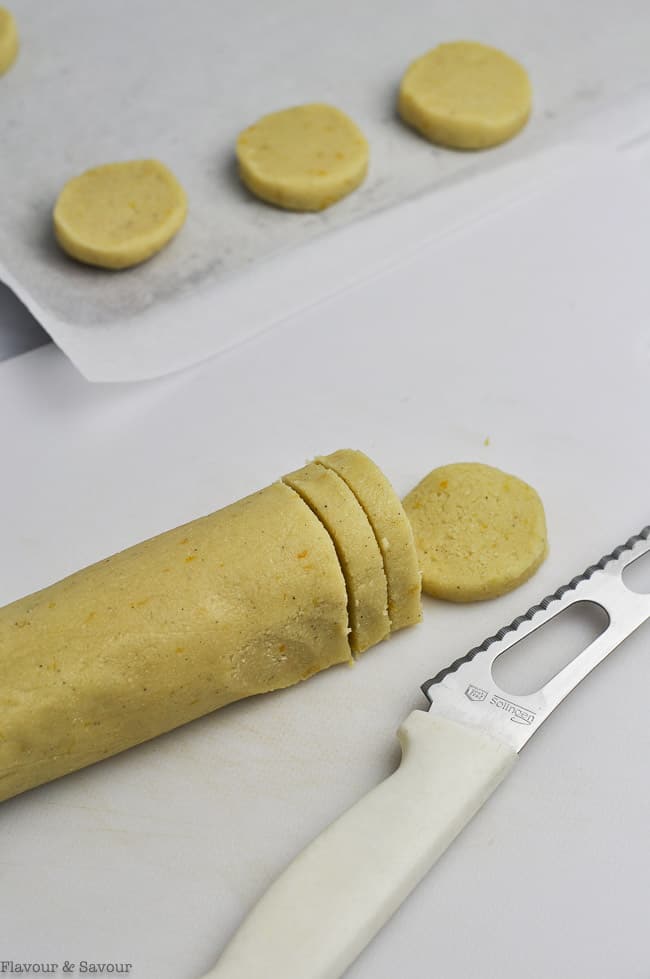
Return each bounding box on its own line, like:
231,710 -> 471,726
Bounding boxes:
283,462 -> 390,654
0,7 -> 19,75
403,462 -> 547,602
236,103 -> 369,211
53,159 -> 187,270
398,41 -> 531,150
317,449 -> 422,631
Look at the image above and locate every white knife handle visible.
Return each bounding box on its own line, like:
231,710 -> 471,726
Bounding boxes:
199,710 -> 517,979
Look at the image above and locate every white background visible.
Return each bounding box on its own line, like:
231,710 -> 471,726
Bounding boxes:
2,1 -> 650,975
1,135 -> 650,977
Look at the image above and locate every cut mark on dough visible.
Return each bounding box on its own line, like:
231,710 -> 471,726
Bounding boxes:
491,600 -> 609,696
313,459 -> 396,627
281,478 -> 355,655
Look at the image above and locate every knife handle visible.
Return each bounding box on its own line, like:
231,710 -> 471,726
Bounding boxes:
199,710 -> 516,979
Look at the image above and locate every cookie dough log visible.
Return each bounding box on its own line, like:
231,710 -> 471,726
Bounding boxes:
53,160 -> 187,270
316,450 -> 422,631
0,7 -> 18,75
283,463 -> 389,654
0,482 -> 351,803
236,103 -> 369,211
403,462 -> 548,601
398,41 -> 531,150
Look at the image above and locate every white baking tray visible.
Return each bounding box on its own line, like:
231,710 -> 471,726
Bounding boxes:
2,0 -> 650,379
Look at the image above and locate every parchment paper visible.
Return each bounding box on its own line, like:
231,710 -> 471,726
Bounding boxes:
2,0 -> 650,379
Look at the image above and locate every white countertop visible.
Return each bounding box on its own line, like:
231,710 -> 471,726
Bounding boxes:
1,130 -> 649,978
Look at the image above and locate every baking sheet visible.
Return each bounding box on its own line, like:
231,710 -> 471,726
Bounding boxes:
1,141 -> 649,978
2,0 -> 650,379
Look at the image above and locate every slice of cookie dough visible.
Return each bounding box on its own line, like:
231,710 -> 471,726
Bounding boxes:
0,7 -> 18,75
317,450 -> 422,631
53,159 -> 187,270
283,462 -> 389,654
0,481 -> 351,802
403,462 -> 548,602
398,41 -> 531,150
236,103 -> 369,211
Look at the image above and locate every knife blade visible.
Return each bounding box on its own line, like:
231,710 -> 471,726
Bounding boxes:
199,526 -> 650,979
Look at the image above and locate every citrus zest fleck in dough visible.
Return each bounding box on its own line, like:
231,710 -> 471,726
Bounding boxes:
398,41 -> 531,150
53,160 -> 187,270
403,462 -> 547,602
236,103 -> 369,211
0,7 -> 19,75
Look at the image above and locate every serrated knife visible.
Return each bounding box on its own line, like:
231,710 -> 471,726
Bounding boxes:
200,527 -> 650,979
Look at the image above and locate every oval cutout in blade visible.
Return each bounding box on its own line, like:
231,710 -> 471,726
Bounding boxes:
623,548 -> 650,594
491,600 -> 609,697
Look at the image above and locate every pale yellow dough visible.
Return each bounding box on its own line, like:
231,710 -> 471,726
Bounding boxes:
53,159 -> 187,270
0,481 -> 350,802
398,41 -> 531,150
236,103 -> 369,211
403,462 -> 548,602
0,7 -> 18,75
0,449 -> 421,802
283,462 -> 390,653
317,450 -> 422,631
